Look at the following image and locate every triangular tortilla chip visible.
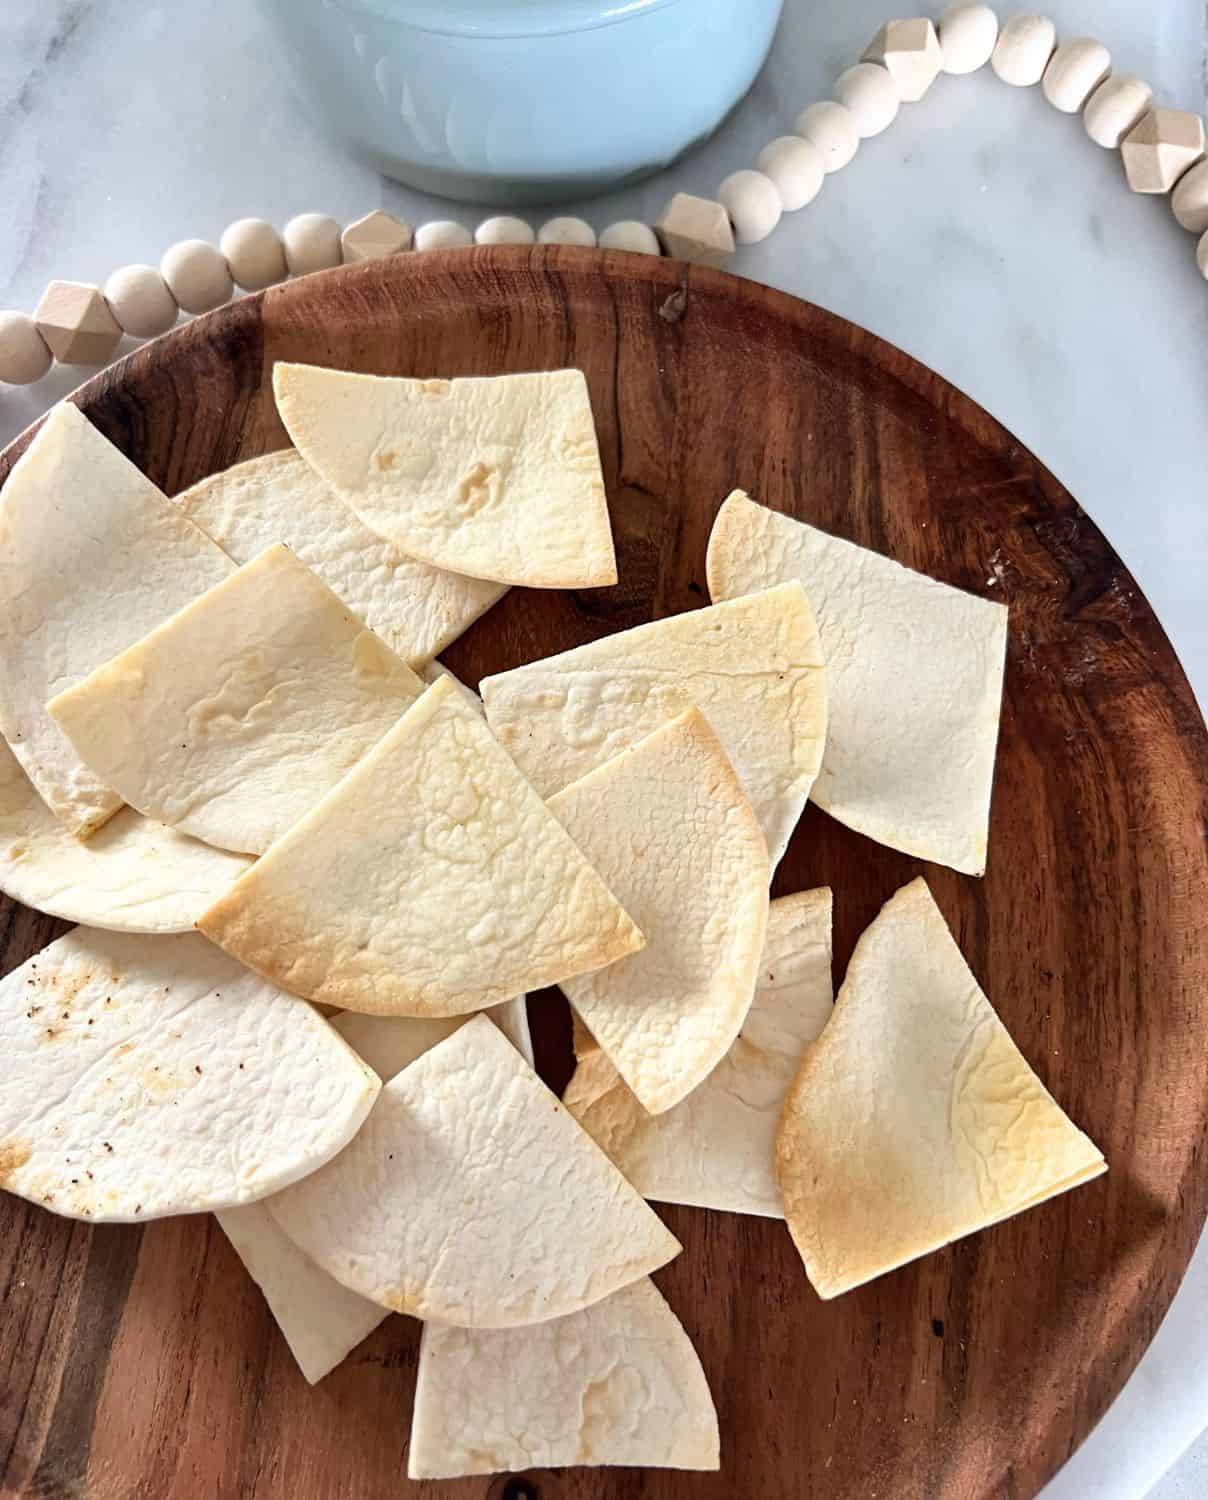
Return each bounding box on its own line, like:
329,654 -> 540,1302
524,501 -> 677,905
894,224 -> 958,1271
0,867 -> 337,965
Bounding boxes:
706,490 -> 1008,875
551,710 -> 769,1114
0,735 -> 251,932
273,364 -> 616,588
268,1014 -> 680,1326
0,928 -> 380,1221
49,544 -> 425,856
173,449 -> 507,666
408,1278 -> 719,1478
198,674 -> 643,1015
0,403 -> 234,837
215,995 -> 530,1386
775,878 -> 1106,1299
481,583 -> 827,869
566,888 -> 832,1215
216,1202 -> 388,1385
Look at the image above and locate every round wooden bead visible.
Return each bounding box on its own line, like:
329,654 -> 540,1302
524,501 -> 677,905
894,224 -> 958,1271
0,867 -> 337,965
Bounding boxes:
282,214 -> 343,275
756,136 -> 824,212
1042,38 -> 1110,113
538,217 -> 597,247
991,14 -> 1056,87
794,101 -> 860,172
159,240 -> 233,315
834,63 -> 901,138
220,218 -> 287,290
1172,158 -> 1208,233
103,265 -> 178,338
1084,75 -> 1152,148
718,170 -> 782,244
0,311 -> 53,385
1198,230 -> 1208,280
475,217 -> 535,246
598,221 -> 661,254
413,220 -> 473,252
938,3 -> 999,76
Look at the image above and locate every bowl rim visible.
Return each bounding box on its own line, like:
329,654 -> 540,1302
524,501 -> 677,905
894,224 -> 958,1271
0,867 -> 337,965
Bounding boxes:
325,0 -> 713,43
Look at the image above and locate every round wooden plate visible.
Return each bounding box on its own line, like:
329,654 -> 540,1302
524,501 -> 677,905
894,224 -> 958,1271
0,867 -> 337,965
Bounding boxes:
2,247 -> 1206,1500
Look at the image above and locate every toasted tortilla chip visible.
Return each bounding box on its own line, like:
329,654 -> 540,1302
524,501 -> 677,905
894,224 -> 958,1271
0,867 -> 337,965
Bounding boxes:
173,449 -> 506,666
481,583 -> 827,869
49,545 -> 425,856
775,878 -> 1106,1299
551,710 -> 769,1114
409,1278 -> 719,1478
199,674 -> 643,1016
0,403 -> 234,837
706,490 -> 1008,875
331,996 -> 533,1075
273,364 -> 616,588
566,889 -> 832,1216
216,1202 -> 388,1384
268,1014 -> 680,1326
0,928 -> 380,1221
0,735 -> 251,932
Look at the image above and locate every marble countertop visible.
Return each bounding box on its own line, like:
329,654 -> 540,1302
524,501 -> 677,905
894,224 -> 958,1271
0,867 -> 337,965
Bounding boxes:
2,0 -> 1206,1495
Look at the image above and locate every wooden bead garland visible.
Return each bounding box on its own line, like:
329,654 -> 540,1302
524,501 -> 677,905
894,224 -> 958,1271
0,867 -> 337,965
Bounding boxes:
6,4 -> 1208,387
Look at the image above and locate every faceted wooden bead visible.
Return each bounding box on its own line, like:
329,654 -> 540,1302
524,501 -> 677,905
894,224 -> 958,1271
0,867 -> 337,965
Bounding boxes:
220,219 -> 287,290
413,221 -> 473,252
938,3 -> 999,76
1121,109 -> 1205,194
0,311 -> 53,385
1041,38 -> 1110,114
104,265 -> 178,338
160,240 -> 233,315
834,62 -> 901,138
991,14 -> 1056,87
756,136 -> 824,212
340,210 -> 413,262
1084,75 -> 1152,148
655,194 -> 735,268
538,217 -> 597,247
598,221 -> 661,254
34,280 -> 123,365
282,214 -> 343,275
475,217 -> 535,246
1172,158 -> 1208,232
862,18 -> 943,103
718,170 -> 782,244
794,101 -> 860,173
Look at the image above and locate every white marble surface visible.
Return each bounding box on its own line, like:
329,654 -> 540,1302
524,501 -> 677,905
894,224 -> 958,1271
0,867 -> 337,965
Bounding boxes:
1,1 -> 1206,1495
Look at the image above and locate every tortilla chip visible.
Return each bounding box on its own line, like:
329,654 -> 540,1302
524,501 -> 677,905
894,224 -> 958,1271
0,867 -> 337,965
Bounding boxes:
49,544 -> 425,856
331,995 -> 533,1075
481,583 -> 827,869
173,449 -> 506,666
198,674 -> 643,1016
216,1202 -> 388,1384
0,403 -> 234,837
775,878 -> 1106,1299
273,364 -> 616,588
706,490 -> 1008,875
0,735 -> 251,932
267,1014 -> 680,1326
565,888 -> 832,1216
0,928 -> 380,1221
550,710 -> 769,1114
408,1278 -> 719,1478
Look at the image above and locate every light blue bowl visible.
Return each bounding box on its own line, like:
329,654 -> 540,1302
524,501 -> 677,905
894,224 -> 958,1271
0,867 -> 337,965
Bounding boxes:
260,0 -> 784,205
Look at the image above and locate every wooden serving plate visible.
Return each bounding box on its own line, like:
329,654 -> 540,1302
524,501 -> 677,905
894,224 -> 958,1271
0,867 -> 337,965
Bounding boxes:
2,247 -> 1206,1500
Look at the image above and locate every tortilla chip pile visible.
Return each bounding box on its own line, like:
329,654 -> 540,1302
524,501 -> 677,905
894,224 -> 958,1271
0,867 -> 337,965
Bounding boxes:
0,370 -> 1104,1480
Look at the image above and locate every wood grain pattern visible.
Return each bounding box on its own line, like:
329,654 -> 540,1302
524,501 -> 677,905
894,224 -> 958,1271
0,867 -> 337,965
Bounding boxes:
1,246 -> 1206,1500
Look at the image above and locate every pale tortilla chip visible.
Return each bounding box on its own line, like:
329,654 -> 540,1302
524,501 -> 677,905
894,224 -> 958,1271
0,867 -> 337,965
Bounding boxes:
0,735 -> 251,932
706,490 -> 1008,875
198,674 -> 644,1016
49,544 -> 425,856
0,928 -> 380,1221
273,364 -> 616,588
173,449 -> 506,666
215,995 -> 530,1386
216,1203 -> 388,1385
268,1013 -> 680,1326
409,1278 -> 719,1478
775,878 -> 1106,1299
566,888 -> 832,1216
0,403 -> 234,837
551,710 -> 769,1115
481,583 -> 827,869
